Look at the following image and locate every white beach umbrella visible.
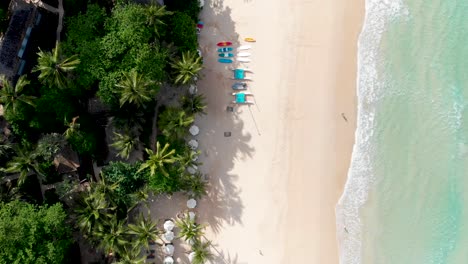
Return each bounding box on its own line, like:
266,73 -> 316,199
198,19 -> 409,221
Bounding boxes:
164,231 -> 175,242
188,139 -> 198,149
189,211 -> 196,221
191,151 -> 199,162
189,125 -> 200,136
164,244 -> 175,255
188,252 -> 196,262
189,84 -> 197,95
187,165 -> 197,174
164,256 -> 174,264
163,220 -> 175,231
187,198 -> 197,209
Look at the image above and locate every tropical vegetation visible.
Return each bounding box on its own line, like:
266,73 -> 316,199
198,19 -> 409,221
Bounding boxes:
0,201 -> 72,264
0,0 -> 213,262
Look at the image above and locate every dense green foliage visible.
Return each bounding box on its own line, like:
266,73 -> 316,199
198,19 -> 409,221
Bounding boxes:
169,12 -> 198,52
0,201 -> 72,264
101,161 -> 148,199
0,8 -> 7,33
165,0 -> 201,22
63,3 -> 168,107
62,3 -> 107,89
0,0 -> 211,261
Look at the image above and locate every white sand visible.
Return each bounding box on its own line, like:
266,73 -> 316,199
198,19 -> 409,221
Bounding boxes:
195,0 -> 364,263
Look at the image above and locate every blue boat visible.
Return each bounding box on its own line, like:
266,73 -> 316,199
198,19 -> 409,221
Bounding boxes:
218,58 -> 233,64
218,47 -> 233,52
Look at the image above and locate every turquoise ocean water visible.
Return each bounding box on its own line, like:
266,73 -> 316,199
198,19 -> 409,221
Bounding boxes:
337,0 -> 468,263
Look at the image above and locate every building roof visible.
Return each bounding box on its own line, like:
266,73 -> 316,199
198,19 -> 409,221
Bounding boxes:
0,7 -> 34,80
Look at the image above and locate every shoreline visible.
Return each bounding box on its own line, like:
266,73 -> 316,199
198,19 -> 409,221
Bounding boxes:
196,0 -> 364,262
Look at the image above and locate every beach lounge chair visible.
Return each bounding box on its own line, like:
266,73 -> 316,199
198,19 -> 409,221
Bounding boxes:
232,92 -> 254,105
232,82 -> 248,90
233,69 -> 253,80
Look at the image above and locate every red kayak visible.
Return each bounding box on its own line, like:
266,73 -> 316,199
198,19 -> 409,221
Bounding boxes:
217,41 -> 232,47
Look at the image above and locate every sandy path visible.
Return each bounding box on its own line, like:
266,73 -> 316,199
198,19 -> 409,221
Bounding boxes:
195,0 -> 364,263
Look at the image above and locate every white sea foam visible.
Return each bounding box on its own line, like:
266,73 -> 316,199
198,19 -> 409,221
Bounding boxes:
335,0 -> 407,263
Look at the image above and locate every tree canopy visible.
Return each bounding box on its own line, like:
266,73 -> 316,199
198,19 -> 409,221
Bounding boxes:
0,201 -> 72,264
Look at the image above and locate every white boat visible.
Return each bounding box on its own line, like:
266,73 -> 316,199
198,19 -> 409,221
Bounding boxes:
237,57 -> 251,63
238,45 -> 252,51
237,52 -> 251,57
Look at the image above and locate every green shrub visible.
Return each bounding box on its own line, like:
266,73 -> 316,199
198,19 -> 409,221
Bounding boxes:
0,201 -> 72,264
101,161 -> 148,198
165,0 -> 201,22
169,12 -> 197,52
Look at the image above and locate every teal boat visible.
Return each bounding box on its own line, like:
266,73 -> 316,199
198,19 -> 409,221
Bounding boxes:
218,58 -> 233,64
218,47 -> 233,52
219,53 -> 234,57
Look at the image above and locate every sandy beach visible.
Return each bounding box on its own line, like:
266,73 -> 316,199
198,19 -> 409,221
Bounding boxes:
195,0 -> 364,263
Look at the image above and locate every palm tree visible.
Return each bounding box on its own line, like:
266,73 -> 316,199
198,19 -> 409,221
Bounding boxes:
33,42 -> 80,89
145,1 -> 173,36
181,172 -> 207,199
176,214 -> 205,243
0,139 -> 13,159
4,146 -> 42,185
75,192 -> 115,234
115,246 -> 146,264
191,239 -> 214,264
177,148 -> 201,170
181,93 -> 207,115
63,116 -> 80,139
115,70 -> 155,108
94,217 -> 128,256
171,50 -> 203,85
127,213 -> 160,250
138,141 -> 177,177
0,75 -> 36,114
91,173 -> 121,207
111,132 -> 139,160
0,182 -> 20,203
158,107 -> 194,139
128,185 -> 151,213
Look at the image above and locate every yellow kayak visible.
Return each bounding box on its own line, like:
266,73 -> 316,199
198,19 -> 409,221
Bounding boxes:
244,37 -> 256,42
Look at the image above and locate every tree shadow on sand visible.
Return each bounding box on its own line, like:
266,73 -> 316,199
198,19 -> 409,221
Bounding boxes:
146,0 -> 256,263
194,0 -> 257,263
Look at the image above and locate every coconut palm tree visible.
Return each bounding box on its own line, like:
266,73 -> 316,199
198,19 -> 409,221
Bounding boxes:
0,75 -> 36,114
33,42 -> 80,89
177,148 -> 201,171
170,50 -> 203,85
91,173 -> 121,208
4,146 -> 42,185
63,116 -> 80,139
115,246 -> 146,264
94,216 -> 128,256
181,93 -> 207,115
145,1 -> 173,36
0,139 -> 13,159
111,131 -> 139,160
138,141 -> 177,177
0,182 -> 20,203
128,185 -> 151,213
191,239 -> 214,264
127,213 -> 160,250
181,171 -> 207,199
75,192 -> 115,234
115,70 -> 156,108
176,214 -> 205,243
158,107 -> 194,139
